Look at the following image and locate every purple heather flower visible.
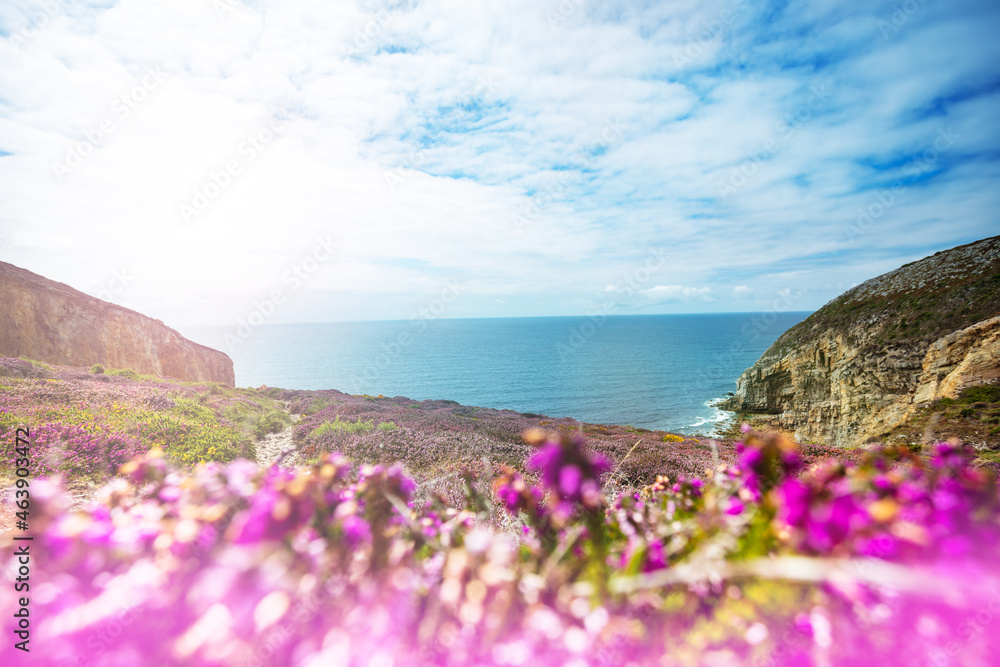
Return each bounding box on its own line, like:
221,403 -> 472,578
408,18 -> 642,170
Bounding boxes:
777,479 -> 810,527
740,447 -> 762,471
782,451 -> 803,473
725,498 -> 745,516
340,514 -> 372,546
526,434 -> 610,505
645,540 -> 667,572
559,465 -> 582,497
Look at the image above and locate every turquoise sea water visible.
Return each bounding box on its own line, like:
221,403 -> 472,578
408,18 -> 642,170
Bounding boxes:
184,313 -> 809,436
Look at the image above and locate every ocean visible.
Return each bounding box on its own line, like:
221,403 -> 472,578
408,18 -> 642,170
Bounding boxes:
183,313 -> 809,436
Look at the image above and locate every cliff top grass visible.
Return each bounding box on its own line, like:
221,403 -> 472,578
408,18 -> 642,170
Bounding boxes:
884,385 -> 1000,461
767,235 -> 1000,359
0,356 -> 873,500
0,356 -> 287,479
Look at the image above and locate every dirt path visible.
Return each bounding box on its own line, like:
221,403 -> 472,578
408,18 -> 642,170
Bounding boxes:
254,408 -> 302,468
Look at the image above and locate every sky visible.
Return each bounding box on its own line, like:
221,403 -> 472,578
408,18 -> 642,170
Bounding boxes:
1,0 -> 998,333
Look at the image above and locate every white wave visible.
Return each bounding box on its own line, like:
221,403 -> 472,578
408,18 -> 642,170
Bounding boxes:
689,398 -> 734,436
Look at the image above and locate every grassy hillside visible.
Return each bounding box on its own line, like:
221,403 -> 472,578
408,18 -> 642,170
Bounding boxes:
0,356 -> 288,479
769,236 -> 1000,358
0,356 -> 874,495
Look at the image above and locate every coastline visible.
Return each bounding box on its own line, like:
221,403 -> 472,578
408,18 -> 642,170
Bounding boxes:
0,357 -> 863,497
186,312 -> 810,438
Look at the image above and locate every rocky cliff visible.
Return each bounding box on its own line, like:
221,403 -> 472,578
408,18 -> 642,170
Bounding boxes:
721,236 -> 1000,446
0,261 -> 234,386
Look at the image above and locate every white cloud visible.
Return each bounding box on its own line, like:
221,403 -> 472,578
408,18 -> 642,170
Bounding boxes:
640,285 -> 715,303
0,0 -> 997,327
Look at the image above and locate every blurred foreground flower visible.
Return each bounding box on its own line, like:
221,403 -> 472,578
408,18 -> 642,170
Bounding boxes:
2,430 -> 1000,666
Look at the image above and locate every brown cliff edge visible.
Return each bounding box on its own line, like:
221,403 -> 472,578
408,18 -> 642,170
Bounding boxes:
720,235 -> 1000,447
0,261 -> 234,386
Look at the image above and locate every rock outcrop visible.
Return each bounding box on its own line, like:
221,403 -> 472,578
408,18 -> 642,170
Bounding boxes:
0,261 -> 234,386
721,236 -> 1000,446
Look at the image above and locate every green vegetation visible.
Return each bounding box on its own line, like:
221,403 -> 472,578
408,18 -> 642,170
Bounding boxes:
172,396 -> 217,422
767,256 -> 1000,358
887,385 -> 1000,464
253,409 -> 293,438
309,417 -> 400,441
304,397 -> 331,415
960,385 -> 1000,403
313,416 -> 378,437
19,356 -> 51,370
0,367 -> 302,474
107,367 -> 141,380
138,411 -> 253,464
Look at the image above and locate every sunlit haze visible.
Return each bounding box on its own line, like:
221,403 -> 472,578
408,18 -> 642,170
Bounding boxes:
1,0 -> 998,330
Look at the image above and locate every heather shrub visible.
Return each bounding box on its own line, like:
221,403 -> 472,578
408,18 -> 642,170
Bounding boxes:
89,363 -> 105,374
0,356 -> 51,379
1,421 -> 143,477
0,410 -> 21,433
4,431 -> 999,665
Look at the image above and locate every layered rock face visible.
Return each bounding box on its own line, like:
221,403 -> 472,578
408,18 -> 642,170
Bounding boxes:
721,236 -> 1000,446
0,262 -> 234,386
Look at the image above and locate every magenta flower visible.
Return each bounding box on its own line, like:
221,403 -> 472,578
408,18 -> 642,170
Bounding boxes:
526,432 -> 611,506
725,497 -> 745,516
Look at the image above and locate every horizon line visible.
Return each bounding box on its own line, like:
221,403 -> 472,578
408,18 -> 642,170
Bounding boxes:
176,310 -> 816,328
